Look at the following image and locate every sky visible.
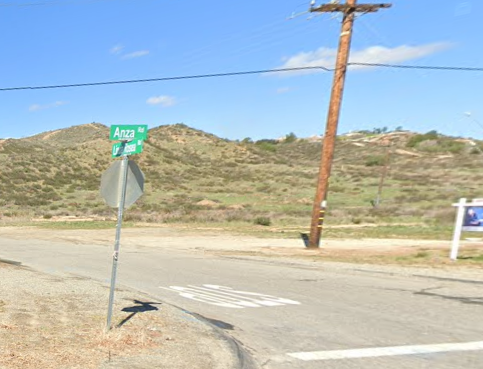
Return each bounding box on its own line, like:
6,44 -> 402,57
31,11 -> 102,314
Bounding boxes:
1,0 -> 482,140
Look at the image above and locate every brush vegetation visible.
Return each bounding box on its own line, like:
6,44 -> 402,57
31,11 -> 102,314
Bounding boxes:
0,123 -> 482,237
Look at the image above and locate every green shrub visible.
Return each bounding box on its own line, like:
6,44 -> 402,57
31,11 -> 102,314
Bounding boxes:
256,142 -> 277,152
284,132 -> 297,143
415,138 -> 465,154
440,140 -> 465,154
254,216 -> 271,226
365,155 -> 385,166
406,130 -> 439,148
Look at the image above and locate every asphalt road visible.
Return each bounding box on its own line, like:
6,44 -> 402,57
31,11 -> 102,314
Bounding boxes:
1,234 -> 482,368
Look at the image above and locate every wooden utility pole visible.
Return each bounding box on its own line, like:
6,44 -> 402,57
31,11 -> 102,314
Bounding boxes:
308,0 -> 391,248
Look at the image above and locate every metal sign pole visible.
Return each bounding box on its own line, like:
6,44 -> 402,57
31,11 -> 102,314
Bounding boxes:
106,153 -> 129,331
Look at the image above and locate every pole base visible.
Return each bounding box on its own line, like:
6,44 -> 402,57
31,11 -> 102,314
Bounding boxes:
300,233 -> 321,248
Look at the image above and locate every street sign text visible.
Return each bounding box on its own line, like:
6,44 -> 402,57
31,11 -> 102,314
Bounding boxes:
112,140 -> 144,158
110,125 -> 148,141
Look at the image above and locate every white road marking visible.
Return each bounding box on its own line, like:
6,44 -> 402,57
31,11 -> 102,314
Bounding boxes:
160,286 -> 247,308
185,286 -> 262,307
160,284 -> 301,309
288,341 -> 483,361
195,285 -> 300,306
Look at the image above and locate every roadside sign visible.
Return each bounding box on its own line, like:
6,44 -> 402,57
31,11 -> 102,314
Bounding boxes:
104,125 -> 148,331
110,124 -> 148,141
100,160 -> 144,208
112,139 -> 144,158
103,157 -> 145,330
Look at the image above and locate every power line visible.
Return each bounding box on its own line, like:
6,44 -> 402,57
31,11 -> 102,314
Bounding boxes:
179,19 -> 320,72
0,67 -> 331,91
348,62 -> 483,72
1,62 -> 483,92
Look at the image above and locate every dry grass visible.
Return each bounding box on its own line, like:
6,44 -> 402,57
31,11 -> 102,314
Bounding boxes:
0,311 -> 166,369
0,265 -> 168,369
96,316 -> 164,354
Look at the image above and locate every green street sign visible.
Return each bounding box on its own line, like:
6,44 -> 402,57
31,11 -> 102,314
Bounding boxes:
110,125 -> 148,141
112,140 -> 144,158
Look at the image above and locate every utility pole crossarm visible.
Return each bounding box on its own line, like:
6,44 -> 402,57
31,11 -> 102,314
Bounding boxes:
310,3 -> 391,14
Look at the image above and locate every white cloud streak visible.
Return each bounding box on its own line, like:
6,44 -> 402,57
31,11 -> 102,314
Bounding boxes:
276,87 -> 291,94
276,42 -> 452,76
110,44 -> 124,55
122,50 -> 150,59
146,95 -> 177,107
28,101 -> 67,112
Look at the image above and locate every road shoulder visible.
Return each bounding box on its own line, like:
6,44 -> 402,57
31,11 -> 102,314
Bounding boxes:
0,262 -> 245,369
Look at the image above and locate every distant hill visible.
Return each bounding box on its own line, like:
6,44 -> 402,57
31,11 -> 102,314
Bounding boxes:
1,123 -> 482,228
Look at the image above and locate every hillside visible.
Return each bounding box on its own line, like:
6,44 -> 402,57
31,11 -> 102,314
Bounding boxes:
1,123 -> 482,230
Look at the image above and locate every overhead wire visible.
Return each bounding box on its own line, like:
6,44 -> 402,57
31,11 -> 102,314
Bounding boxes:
1,63 -> 483,92
466,115 -> 483,133
347,63 -> 483,72
176,2 -> 337,71
178,17 -> 292,70
356,15 -> 437,79
178,11 -> 324,71
218,18 -> 326,64
0,66 -> 332,91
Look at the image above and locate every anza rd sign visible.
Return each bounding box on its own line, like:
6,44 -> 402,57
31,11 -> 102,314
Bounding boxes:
110,125 -> 148,141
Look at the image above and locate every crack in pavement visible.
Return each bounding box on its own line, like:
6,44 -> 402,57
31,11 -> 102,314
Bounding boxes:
415,287 -> 483,306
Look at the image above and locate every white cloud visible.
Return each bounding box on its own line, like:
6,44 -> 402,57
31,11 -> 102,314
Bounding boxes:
122,50 -> 150,59
28,104 -> 42,112
276,87 -> 291,94
276,42 -> 452,76
28,101 -> 67,112
110,44 -> 124,54
146,95 -> 177,107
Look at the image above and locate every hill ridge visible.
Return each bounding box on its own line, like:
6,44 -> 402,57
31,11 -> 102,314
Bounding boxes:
0,122 -> 482,229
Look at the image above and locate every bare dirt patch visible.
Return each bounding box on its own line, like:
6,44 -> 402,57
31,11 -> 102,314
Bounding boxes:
209,241 -> 483,269
40,130 -> 61,140
0,264 -> 235,369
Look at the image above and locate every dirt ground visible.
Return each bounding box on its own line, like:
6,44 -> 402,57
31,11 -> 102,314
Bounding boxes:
0,261 -> 237,369
0,225 -> 455,251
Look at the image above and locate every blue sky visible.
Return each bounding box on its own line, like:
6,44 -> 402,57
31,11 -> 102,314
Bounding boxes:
1,0 -> 482,140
